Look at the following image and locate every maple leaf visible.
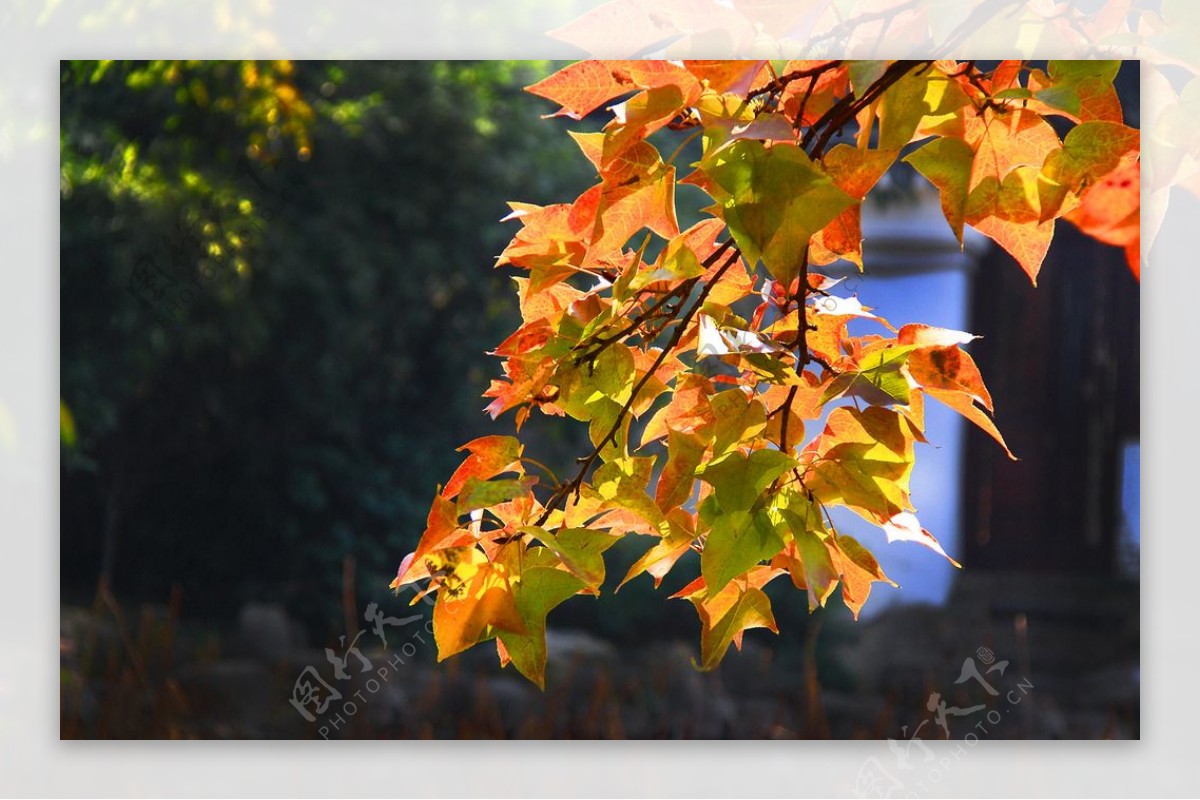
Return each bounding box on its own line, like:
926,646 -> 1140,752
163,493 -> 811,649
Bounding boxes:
1063,158 -> 1141,277
907,106 -> 1062,281
779,61 -> 849,127
1038,121 -> 1140,221
430,547 -> 528,661
441,435 -> 524,499
618,511 -> 697,590
697,449 -> 794,593
802,406 -> 918,522
830,534 -> 896,620
881,511 -> 961,567
671,567 -> 784,671
528,526 -> 620,590
700,139 -> 855,285
809,144 -> 898,268
525,60 -> 635,120
495,546 -> 587,688
391,493 -> 472,588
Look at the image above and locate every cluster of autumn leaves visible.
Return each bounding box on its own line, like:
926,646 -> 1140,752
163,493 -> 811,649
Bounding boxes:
391,59 -> 1141,687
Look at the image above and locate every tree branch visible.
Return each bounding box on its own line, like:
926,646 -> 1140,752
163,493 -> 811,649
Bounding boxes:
532,242 -> 741,528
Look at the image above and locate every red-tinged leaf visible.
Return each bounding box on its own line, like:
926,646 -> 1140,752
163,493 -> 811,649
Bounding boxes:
780,61 -> 849,127
570,132 -> 662,183
673,575 -> 782,671
966,166 -> 1055,284
964,107 -> 1061,194
684,60 -> 769,94
442,435 -> 524,499
640,372 -> 716,446
493,318 -> 555,358
802,407 -> 918,521
482,353 -> 557,420
392,493 -> 471,587
924,387 -> 1017,460
602,85 -> 691,168
805,308 -> 855,367
497,203 -> 588,272
512,276 -> 584,325
525,60 -> 634,120
906,346 -> 993,411
1028,62 -> 1124,124
1063,158 -> 1140,279
618,513 -> 696,590
700,250 -> 755,307
825,144 -> 898,200
1038,121 -> 1140,221
881,511 -> 962,567
586,165 -> 680,258
913,108 -> 1060,279
618,61 -> 703,97
897,324 -> 979,347
830,534 -> 896,620
431,548 -> 528,661
656,428 -> 706,509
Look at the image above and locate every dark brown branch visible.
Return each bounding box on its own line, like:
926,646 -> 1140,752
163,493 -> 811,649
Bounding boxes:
531,242 -> 741,528
747,60 -> 843,102
802,60 -> 930,158
779,384 -> 798,456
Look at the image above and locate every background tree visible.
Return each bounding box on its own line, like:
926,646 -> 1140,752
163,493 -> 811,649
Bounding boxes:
60,60 -> 594,629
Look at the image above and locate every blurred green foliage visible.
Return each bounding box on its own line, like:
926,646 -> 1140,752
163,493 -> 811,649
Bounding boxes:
60,60 -> 595,629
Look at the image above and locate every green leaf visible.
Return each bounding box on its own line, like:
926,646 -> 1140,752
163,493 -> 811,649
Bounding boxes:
819,345 -> 915,406
693,584 -> 778,671
700,448 -> 794,512
1048,60 -> 1120,85
708,388 -> 767,456
529,526 -> 619,588
593,455 -> 664,528
701,503 -> 784,594
794,527 -> 840,611
456,477 -> 532,516
497,547 -> 586,689
904,136 -> 975,243
877,69 -> 968,150
702,139 -> 854,285
1038,121 -> 1139,220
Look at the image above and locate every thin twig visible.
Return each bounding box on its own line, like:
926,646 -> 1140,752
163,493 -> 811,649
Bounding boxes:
532,243 -> 741,528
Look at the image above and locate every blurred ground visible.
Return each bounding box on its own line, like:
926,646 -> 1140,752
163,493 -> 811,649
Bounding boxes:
60,571 -> 1138,740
